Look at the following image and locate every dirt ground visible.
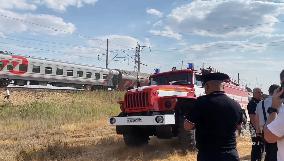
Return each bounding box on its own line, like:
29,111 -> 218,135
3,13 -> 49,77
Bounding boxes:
0,90 -> 252,161
0,119 -> 252,161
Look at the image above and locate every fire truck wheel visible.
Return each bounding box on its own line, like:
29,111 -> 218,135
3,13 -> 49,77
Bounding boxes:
123,133 -> 149,147
178,119 -> 196,151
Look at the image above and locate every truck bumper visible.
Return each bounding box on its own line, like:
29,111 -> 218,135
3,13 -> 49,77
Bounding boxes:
109,114 -> 175,126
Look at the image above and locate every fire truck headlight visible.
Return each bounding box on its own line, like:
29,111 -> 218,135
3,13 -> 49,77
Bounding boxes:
164,100 -> 172,108
110,117 -> 116,124
153,91 -> 159,96
155,116 -> 164,123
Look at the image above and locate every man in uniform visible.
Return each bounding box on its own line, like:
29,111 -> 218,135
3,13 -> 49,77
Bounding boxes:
248,88 -> 264,161
184,73 -> 243,161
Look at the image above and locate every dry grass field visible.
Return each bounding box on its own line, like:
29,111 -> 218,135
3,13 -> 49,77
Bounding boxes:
0,89 -> 251,161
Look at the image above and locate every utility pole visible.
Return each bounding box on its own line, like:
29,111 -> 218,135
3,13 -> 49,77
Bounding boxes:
134,43 -> 140,83
137,44 -> 141,73
106,39 -> 109,69
134,42 -> 146,86
237,73 -> 240,85
135,42 -> 146,73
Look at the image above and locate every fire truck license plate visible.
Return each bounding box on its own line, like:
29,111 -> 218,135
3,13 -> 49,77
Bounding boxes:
109,115 -> 175,125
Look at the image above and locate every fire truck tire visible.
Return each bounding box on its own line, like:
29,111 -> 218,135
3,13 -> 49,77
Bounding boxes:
178,119 -> 196,151
123,133 -> 149,147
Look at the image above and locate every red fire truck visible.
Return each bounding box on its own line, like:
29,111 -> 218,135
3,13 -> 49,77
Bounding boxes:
109,66 -> 249,148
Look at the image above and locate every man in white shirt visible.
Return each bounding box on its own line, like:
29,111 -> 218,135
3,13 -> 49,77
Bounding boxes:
256,84 -> 279,161
3,87 -> 10,100
264,70 -> 284,161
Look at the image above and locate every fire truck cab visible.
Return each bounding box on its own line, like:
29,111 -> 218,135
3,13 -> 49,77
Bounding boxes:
109,67 -> 199,148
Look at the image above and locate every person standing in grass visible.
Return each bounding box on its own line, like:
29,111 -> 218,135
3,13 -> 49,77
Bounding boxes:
3,87 -> 10,101
264,70 -> 284,161
184,73 -> 243,161
255,84 -> 279,161
248,87 -> 264,161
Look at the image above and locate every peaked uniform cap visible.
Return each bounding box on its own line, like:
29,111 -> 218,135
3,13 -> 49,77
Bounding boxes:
201,72 -> 230,84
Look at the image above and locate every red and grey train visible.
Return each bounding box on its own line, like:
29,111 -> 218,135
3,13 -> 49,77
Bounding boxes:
0,51 -> 149,90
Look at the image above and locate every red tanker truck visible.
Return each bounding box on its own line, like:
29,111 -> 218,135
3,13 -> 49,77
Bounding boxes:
109,66 -> 249,149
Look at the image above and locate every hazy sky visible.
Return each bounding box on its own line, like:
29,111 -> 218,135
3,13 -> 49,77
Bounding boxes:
0,0 -> 284,92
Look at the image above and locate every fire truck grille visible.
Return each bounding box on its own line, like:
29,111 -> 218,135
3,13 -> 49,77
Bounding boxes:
125,92 -> 149,109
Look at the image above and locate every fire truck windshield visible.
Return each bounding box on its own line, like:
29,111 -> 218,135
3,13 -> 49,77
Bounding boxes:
150,73 -> 193,85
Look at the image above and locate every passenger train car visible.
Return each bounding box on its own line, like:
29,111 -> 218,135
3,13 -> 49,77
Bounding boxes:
0,51 -> 149,90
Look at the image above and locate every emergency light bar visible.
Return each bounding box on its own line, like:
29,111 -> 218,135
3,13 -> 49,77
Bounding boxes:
187,63 -> 194,70
154,68 -> 160,74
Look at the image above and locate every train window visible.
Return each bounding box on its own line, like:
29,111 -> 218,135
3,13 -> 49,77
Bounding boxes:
56,68 -> 63,75
95,73 -> 100,80
0,61 -> 3,69
19,64 -> 28,72
86,72 -> 92,78
32,65 -> 40,73
103,74 -> 108,79
7,64 -> 13,70
45,67 -> 52,74
77,71 -> 83,77
67,70 -> 73,76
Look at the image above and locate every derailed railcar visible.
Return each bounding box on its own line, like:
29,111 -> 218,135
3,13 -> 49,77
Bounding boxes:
0,51 -> 149,90
115,70 -> 149,90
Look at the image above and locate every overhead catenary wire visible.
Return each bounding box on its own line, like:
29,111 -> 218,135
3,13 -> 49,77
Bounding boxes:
0,36 -> 105,52
0,45 -> 87,66
0,13 -> 106,43
0,35 -> 137,57
0,34 -> 129,53
150,38 -> 284,53
0,41 -> 59,54
3,34 -> 284,61
0,13 -> 185,72
2,12 -> 284,40
0,42 -> 142,69
2,12 -> 284,75
150,21 -> 284,37
0,13 -> 134,57
0,13 -> 146,51
2,11 -> 281,53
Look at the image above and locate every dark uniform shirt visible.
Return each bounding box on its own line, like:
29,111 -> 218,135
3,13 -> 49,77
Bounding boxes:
247,97 -> 260,115
188,91 -> 243,152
